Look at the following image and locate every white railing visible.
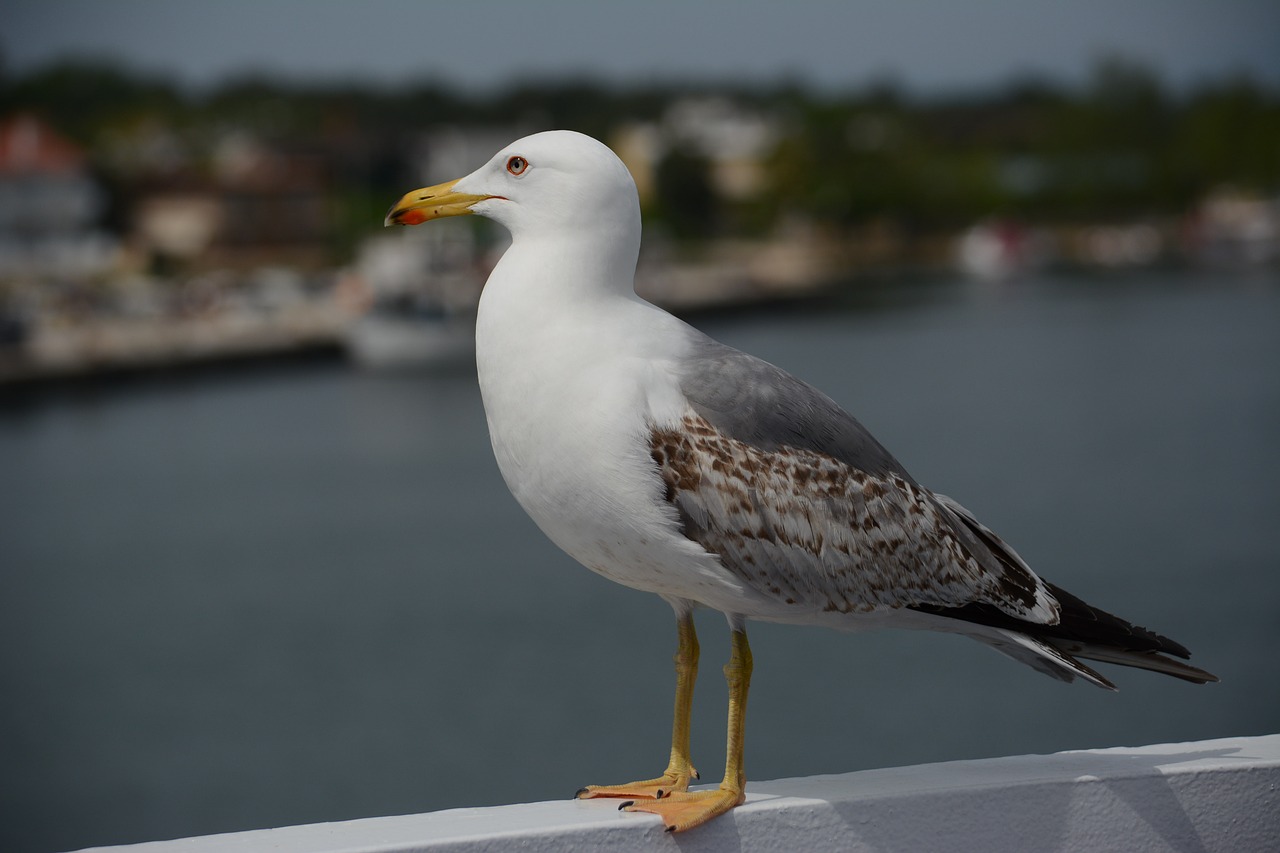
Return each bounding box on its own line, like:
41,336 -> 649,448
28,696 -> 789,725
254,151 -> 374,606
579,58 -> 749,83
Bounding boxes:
77,734 -> 1279,853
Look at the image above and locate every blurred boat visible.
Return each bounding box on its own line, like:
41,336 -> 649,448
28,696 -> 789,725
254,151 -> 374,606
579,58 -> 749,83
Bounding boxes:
344,295 -> 474,370
956,220 -> 1045,280
341,224 -> 489,370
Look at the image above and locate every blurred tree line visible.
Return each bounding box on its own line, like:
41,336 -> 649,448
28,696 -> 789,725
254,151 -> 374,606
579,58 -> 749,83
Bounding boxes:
2,58 -> 1278,245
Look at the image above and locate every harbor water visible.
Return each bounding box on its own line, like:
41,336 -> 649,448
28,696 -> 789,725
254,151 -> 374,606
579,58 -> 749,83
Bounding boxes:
2,268 -> 1278,852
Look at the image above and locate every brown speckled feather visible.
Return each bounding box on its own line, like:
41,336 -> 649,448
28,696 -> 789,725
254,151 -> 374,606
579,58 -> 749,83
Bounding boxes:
650,412 -> 1056,622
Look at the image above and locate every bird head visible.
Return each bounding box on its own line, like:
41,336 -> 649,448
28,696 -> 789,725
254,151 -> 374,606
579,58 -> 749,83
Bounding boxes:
385,130 -> 640,241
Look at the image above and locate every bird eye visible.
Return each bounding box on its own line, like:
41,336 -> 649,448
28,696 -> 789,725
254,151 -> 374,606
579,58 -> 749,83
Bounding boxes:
506,156 -> 528,175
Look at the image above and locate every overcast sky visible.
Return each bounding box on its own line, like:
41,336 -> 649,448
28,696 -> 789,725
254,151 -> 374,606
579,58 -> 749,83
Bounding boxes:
3,0 -> 1279,94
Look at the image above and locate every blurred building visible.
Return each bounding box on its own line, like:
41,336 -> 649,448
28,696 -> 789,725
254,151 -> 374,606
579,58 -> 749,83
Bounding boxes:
1186,188 -> 1280,267
614,98 -> 779,206
132,134 -> 333,272
0,114 -> 118,280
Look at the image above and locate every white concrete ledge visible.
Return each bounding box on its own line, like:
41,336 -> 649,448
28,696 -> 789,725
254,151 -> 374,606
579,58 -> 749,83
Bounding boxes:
78,734 -> 1279,853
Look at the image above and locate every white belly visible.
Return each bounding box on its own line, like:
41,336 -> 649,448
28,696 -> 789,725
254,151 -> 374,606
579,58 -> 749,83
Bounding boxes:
474,284 -> 748,609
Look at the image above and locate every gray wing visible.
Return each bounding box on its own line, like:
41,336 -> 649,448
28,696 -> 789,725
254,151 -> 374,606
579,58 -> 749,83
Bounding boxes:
659,333 -> 1057,621
676,333 -> 913,481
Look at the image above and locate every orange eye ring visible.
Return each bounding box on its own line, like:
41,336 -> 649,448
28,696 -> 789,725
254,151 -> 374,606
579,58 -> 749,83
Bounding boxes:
506,156 -> 528,175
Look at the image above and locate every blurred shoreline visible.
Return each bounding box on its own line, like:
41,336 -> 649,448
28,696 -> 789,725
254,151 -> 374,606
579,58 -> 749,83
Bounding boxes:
2,243 -> 1276,387
4,212 -> 1276,386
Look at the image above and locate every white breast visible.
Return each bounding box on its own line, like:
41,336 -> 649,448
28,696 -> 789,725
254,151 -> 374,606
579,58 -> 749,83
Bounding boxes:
473,247 -> 746,607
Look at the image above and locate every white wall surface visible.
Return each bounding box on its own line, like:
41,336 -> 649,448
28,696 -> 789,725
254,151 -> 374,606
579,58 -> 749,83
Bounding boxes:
77,734 -> 1280,853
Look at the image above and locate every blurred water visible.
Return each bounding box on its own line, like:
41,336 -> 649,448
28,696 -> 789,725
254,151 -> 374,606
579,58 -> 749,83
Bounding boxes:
2,269 -> 1278,852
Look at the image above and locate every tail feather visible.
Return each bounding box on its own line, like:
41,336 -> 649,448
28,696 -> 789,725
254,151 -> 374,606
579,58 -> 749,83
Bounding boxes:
912,501 -> 1218,687
982,628 -> 1118,690
1053,640 -> 1219,685
912,581 -> 1220,687
969,627 -> 1219,689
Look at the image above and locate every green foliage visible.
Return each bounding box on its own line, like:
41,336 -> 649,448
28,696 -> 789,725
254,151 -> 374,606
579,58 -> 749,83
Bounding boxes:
0,60 -> 185,144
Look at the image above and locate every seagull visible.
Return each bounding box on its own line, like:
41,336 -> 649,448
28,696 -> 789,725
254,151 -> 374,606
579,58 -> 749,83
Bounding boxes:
386,130 -> 1217,833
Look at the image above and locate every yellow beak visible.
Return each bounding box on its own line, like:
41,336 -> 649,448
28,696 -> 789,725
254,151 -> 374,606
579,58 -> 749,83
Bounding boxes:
384,178 -> 493,226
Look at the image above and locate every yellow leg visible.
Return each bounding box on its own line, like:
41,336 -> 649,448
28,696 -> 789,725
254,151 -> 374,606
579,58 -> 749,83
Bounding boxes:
623,628 -> 753,832
575,611 -> 700,800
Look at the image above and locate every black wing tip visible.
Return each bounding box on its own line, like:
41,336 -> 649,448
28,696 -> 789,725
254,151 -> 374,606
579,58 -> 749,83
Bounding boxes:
1042,582 -> 1197,660
911,595 -> 1217,686
1059,650 -> 1219,688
